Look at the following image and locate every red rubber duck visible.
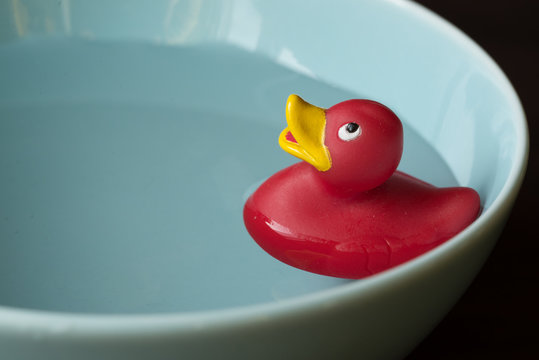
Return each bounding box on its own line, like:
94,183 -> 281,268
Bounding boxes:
244,95 -> 480,279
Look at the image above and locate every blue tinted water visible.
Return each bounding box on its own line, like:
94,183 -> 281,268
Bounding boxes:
0,40 -> 456,313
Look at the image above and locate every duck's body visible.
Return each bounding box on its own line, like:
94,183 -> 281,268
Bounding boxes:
243,95 -> 480,279
244,162 -> 479,278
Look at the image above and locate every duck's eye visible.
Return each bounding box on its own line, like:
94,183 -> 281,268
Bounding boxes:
338,122 -> 361,141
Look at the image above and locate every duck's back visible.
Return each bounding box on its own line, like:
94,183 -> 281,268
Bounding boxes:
244,162 -> 480,278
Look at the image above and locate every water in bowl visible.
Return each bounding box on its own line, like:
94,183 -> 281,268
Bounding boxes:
0,40 -> 457,314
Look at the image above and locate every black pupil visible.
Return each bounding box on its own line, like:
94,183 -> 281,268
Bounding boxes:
346,123 -> 359,133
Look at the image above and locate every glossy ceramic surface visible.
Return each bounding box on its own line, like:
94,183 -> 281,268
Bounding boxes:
0,0 -> 528,359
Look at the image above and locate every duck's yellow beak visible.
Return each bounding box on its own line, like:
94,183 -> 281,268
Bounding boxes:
278,95 -> 332,171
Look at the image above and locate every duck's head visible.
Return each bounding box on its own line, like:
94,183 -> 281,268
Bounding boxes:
279,94 -> 403,195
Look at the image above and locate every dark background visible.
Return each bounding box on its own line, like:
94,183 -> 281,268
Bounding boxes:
407,1 -> 538,359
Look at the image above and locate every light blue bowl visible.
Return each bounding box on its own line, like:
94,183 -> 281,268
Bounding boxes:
0,0 -> 528,359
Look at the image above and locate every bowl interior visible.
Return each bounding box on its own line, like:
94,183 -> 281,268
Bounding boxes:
0,0 -> 524,314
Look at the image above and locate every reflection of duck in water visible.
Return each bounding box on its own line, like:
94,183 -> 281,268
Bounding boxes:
244,95 -> 480,278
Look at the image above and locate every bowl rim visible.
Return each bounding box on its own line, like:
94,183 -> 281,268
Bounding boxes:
0,0 -> 528,337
